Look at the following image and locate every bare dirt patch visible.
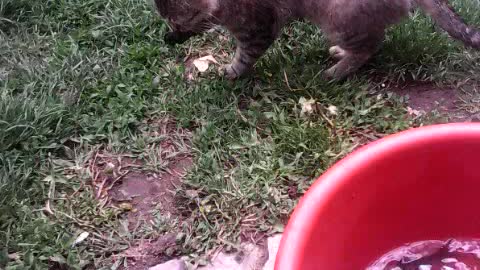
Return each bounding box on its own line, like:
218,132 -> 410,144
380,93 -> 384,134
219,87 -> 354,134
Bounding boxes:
108,159 -> 192,269
119,234 -> 178,270
109,158 -> 192,229
387,81 -> 472,122
87,116 -> 194,269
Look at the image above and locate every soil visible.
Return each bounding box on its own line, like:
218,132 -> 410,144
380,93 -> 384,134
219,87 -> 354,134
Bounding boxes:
109,158 -> 193,229
116,234 -> 179,270
109,154 -> 192,269
89,117 -> 194,270
391,82 -> 457,112
89,81 -> 477,269
387,81 -> 472,122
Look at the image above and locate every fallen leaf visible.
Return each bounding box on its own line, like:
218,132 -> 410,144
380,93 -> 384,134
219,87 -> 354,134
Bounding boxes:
104,162 -> 115,175
49,254 -> 67,264
72,232 -> 89,247
118,202 -> 133,211
193,55 -> 218,72
8,253 -> 19,260
185,189 -> 199,199
152,75 -> 161,87
407,106 -> 422,117
327,105 -> 338,116
299,97 -> 317,117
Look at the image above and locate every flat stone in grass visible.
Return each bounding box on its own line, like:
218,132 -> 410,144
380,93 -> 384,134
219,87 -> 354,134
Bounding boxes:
148,259 -> 186,270
148,234 -> 283,270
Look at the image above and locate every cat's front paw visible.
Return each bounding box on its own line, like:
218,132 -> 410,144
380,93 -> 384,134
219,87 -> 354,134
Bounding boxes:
328,46 -> 347,60
223,64 -> 240,80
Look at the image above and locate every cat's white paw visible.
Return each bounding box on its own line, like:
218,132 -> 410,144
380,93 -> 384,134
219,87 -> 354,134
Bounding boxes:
328,46 -> 347,60
223,64 -> 240,80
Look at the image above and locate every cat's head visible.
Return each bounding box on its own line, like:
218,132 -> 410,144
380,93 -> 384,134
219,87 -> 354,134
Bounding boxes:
154,0 -> 216,33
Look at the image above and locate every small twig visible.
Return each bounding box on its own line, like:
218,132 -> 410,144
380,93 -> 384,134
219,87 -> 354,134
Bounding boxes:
0,18 -> 15,24
319,109 -> 335,128
315,103 -> 335,128
208,245 -> 224,263
58,212 -> 125,243
69,180 -> 85,198
236,109 -> 249,123
93,170 -> 100,184
44,200 -> 55,216
194,199 -> 212,229
217,236 -> 240,250
106,171 -> 129,191
90,151 -> 99,173
183,43 -> 194,62
284,70 -> 293,91
98,196 -> 109,209
112,254 -> 148,258
96,177 -> 109,199
44,176 -> 56,216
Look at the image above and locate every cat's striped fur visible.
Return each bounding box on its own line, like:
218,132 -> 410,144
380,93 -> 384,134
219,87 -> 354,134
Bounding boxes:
154,0 -> 480,80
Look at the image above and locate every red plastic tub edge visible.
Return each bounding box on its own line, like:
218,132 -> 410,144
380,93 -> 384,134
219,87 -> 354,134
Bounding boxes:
274,123 -> 480,270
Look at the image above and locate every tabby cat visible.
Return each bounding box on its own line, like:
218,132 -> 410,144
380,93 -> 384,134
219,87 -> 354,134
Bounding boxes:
154,0 -> 480,80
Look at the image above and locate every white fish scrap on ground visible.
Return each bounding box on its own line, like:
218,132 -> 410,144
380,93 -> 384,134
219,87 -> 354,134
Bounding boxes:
299,97 -> 317,117
193,55 -> 218,73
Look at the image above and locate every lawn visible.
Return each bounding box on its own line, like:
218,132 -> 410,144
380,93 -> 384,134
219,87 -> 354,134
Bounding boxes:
1,0 -> 480,269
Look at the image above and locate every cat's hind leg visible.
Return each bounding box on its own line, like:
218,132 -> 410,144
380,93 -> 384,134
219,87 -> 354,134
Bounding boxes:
325,31 -> 384,80
224,33 -> 276,80
324,50 -> 374,80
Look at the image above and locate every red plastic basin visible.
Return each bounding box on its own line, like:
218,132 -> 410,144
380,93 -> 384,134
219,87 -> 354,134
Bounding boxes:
275,123 -> 480,270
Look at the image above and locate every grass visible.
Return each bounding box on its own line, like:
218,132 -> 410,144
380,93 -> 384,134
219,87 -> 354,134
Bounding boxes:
1,0 -> 480,268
